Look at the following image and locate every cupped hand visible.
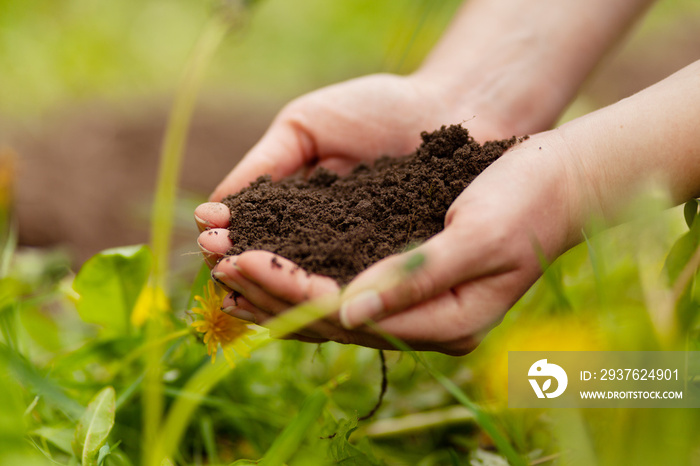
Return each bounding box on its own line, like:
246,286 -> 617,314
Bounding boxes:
194,73 -> 525,351
207,73 -> 510,202
195,74 -> 511,346
196,127 -> 583,355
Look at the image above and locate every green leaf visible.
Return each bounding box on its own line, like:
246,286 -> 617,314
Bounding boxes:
96,444 -> 111,465
365,322 -> 527,466
329,418 -> 383,466
676,291 -> 700,339
471,449 -> 510,466
684,199 -> 699,229
0,345 -> 84,419
73,245 -> 151,336
73,386 -> 116,466
665,219 -> 700,284
199,414 -> 219,464
96,441 -> 121,466
533,240 -> 572,312
31,426 -> 74,454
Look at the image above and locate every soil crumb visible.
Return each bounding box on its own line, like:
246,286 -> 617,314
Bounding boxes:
222,125 -> 521,285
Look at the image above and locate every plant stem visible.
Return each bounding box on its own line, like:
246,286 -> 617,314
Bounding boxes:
143,15 -> 229,466
149,17 -> 228,294
366,322 -> 527,466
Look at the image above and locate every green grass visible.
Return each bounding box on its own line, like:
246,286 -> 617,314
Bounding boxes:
3,202 -> 700,464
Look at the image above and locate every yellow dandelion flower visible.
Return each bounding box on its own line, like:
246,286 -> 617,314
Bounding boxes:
191,281 -> 254,367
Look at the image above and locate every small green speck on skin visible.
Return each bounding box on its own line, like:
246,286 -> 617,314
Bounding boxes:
403,253 -> 426,273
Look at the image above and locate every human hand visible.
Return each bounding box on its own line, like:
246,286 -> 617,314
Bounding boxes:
196,130 -> 581,354
196,71 -> 511,277
194,72 -> 525,350
192,0 -> 683,354
196,72 -> 520,256
201,59 -> 700,355
206,73 -> 510,203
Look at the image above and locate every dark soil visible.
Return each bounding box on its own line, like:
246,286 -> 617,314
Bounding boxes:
223,125 -> 521,285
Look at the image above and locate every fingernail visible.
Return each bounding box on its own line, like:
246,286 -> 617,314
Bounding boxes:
198,242 -> 221,268
339,290 -> 384,329
211,271 -> 228,284
194,213 -> 211,230
223,307 -> 256,323
211,271 -> 234,292
198,241 -> 214,255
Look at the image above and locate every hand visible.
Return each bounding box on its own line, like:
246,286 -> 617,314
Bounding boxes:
196,130 -> 581,354
192,0 -> 680,354
206,73 -> 510,202
203,59 -> 700,355
194,72 -> 523,350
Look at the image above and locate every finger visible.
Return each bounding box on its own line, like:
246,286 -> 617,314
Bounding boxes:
339,225 -> 512,329
221,293 -> 328,343
370,269 -> 532,356
209,115 -> 315,201
213,257 -> 293,313
221,292 -> 270,325
234,251 -> 340,304
218,269 -> 344,341
315,156 -> 362,177
197,228 -> 232,268
194,202 -> 230,232
221,281 -> 474,351
219,254 -> 384,344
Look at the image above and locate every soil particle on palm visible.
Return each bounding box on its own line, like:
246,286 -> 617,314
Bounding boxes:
222,125 -> 521,285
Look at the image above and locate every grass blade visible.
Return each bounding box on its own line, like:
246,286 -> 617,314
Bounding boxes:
366,323 -> 526,466
152,357 -> 233,464
260,386 -> 329,465
143,14 -> 229,463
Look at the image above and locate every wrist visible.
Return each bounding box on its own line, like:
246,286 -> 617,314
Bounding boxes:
508,131 -> 589,255
410,0 -> 653,139
406,67 -> 541,142
409,45 -> 573,139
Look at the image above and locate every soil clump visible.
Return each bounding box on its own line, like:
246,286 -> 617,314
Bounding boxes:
223,125 -> 520,285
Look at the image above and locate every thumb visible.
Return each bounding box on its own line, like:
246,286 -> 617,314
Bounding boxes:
338,226 -> 502,329
209,114 -> 315,201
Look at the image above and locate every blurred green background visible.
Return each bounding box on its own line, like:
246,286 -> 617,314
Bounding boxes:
2,0 -> 699,263
0,0 -> 461,118
2,0 -> 700,465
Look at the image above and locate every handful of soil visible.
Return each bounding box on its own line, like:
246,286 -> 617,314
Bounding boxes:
222,125 -> 520,285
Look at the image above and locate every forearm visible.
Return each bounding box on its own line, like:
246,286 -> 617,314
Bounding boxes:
558,59 -> 700,229
412,0 -> 655,136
